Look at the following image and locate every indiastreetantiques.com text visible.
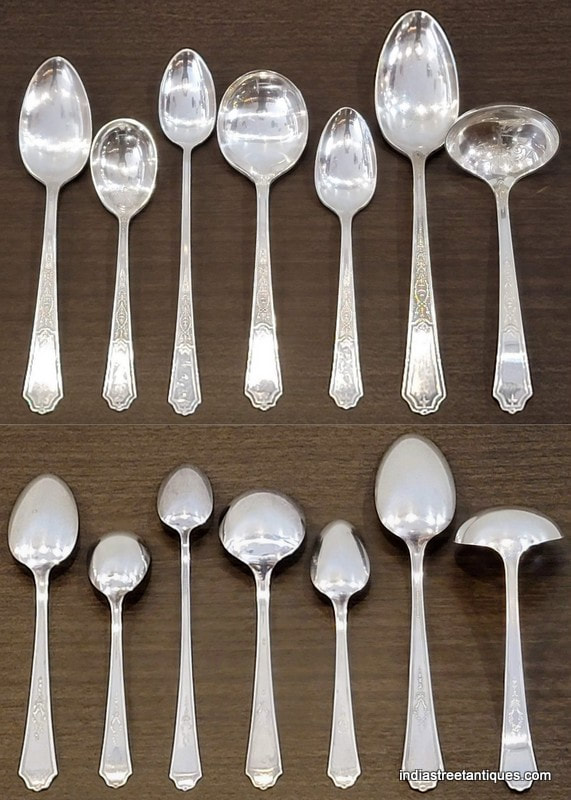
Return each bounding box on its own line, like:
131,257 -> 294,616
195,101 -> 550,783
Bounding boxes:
400,769 -> 552,783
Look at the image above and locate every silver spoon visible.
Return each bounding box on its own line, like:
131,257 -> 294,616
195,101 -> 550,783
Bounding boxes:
19,57 -> 92,414
157,465 -> 214,790
220,490 -> 305,789
446,105 -> 559,414
90,119 -> 158,411
159,49 -> 216,415
89,532 -> 150,788
8,474 -> 79,791
310,520 -> 370,788
375,11 -> 459,415
375,434 -> 455,791
315,108 -> 377,410
456,507 -> 562,791
217,71 -> 308,411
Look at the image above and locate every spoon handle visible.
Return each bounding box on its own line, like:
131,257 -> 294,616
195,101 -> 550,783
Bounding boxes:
402,155 -> 446,415
500,557 -> 536,790
100,602 -> 132,788
493,188 -> 532,413
329,218 -> 363,409
244,183 -> 282,411
19,572 -> 57,791
403,545 -> 443,791
103,219 -> 136,411
246,572 -> 282,789
23,186 -> 63,414
168,149 -> 202,415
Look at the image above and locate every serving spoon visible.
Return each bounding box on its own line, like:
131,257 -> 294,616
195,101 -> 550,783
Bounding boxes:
91,119 -> 158,411
315,108 -> 377,409
19,57 -> 92,414
159,49 -> 216,415
218,70 -> 308,410
375,11 -> 459,414
158,464 -> 214,789
375,434 -> 455,791
8,474 -> 79,790
446,105 -> 559,413
220,490 -> 305,789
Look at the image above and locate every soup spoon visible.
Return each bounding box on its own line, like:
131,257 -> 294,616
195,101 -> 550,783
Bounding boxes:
8,474 -> 79,790
315,108 -> 377,409
446,105 -> 559,413
375,11 -> 459,414
220,490 -> 305,788
91,119 -> 158,411
218,71 -> 308,410
89,532 -> 150,787
310,520 -> 370,788
159,49 -> 216,415
375,434 -> 455,791
19,57 -> 92,414
158,464 -> 214,789
456,507 -> 562,791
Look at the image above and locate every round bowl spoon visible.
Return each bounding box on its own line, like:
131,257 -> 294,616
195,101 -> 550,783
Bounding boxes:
90,119 -> 158,411
159,49 -> 216,415
157,464 -> 214,790
217,71 -> 308,411
446,105 -> 559,414
220,490 -> 305,789
315,108 -> 377,410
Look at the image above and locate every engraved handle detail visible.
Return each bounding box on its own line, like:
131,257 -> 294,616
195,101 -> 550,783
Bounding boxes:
245,183 -> 282,411
23,186 -> 63,414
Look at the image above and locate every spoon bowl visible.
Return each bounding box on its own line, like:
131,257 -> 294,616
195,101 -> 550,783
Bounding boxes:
311,520 -> 370,602
158,464 -> 213,534
159,48 -> 216,150
455,507 -> 562,557
89,532 -> 150,603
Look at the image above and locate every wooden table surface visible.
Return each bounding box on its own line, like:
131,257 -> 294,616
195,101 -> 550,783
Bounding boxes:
0,0 -> 569,799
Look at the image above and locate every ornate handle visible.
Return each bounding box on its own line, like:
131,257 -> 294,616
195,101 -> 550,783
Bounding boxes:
103,219 -> 136,411
246,572 -> 282,789
168,149 -> 201,415
329,218 -> 363,409
100,602 -> 132,788
493,188 -> 532,414
244,182 -> 282,411
402,155 -> 446,415
23,186 -> 63,414
170,535 -> 202,790
19,572 -> 57,791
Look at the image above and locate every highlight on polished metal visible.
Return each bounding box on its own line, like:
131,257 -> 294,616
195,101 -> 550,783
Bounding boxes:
375,11 -> 459,415
220,490 -> 305,789
217,70 -> 308,411
8,474 -> 79,791
90,119 -> 158,412
159,49 -> 216,416
89,532 -> 150,788
446,105 -> 559,414
310,520 -> 370,788
455,508 -> 562,791
375,434 -> 455,791
315,108 -> 377,410
19,56 -> 92,414
157,464 -> 214,790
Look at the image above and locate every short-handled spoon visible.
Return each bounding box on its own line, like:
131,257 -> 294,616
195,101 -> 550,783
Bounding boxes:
89,532 -> 150,788
158,465 -> 214,790
375,11 -> 459,414
19,57 -> 92,414
159,49 -> 216,415
8,474 -> 79,790
220,490 -> 305,788
446,105 -> 559,413
315,108 -> 377,409
218,71 -> 308,410
310,520 -> 370,788
375,434 -> 455,791
90,119 -> 158,411
456,508 -> 562,791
